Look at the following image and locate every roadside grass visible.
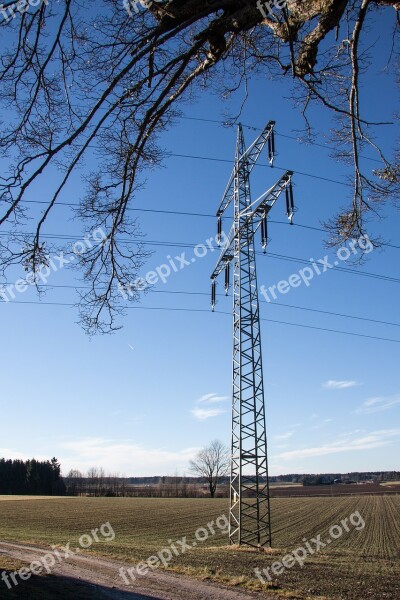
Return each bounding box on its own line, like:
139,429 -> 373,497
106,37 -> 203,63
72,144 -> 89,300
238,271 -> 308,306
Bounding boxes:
0,556 -> 99,599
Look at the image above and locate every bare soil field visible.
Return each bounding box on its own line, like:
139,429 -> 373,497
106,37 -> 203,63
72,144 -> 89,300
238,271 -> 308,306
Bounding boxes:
0,496 -> 399,599
270,483 -> 400,497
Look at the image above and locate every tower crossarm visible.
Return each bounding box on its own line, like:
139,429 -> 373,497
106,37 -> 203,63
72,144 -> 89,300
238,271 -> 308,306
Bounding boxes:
216,121 -> 276,218
241,170 -> 294,229
211,171 -> 293,282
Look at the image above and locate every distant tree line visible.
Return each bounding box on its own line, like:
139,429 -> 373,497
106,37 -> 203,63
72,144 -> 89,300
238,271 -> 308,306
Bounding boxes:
2,459 -> 399,497
0,458 -> 65,495
65,468 -> 124,497
64,441 -> 230,498
64,470 -> 229,498
269,472 -> 400,486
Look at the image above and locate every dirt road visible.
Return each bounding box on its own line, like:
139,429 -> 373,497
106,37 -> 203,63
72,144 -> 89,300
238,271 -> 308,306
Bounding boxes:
0,541 -> 269,600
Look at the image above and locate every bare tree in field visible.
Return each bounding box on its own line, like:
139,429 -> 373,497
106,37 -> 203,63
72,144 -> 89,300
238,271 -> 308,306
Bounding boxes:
0,1 -> 398,332
190,440 -> 230,498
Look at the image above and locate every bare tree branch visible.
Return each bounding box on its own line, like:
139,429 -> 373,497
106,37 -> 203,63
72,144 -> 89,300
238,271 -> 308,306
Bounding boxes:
0,0 -> 398,332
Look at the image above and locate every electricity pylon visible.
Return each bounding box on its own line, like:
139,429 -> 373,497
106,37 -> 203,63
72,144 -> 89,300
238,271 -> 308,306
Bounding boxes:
211,121 -> 295,548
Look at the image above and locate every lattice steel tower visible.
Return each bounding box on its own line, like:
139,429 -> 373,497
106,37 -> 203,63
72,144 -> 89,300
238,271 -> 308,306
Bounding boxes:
211,122 -> 294,547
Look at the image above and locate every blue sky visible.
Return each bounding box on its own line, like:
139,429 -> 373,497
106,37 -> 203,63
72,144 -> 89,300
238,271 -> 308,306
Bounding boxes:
0,9 -> 399,477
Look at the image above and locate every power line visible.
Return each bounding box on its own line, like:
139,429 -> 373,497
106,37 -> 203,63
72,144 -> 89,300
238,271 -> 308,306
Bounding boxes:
169,152 -> 352,188
0,230 -> 397,283
278,222 -> 400,251
3,148 -> 355,190
179,116 -> 383,165
12,201 -> 399,250
263,299 -> 400,328
264,251 -> 400,283
1,282 -> 398,328
2,299 -> 400,343
4,106 -> 382,167
21,200 -> 217,219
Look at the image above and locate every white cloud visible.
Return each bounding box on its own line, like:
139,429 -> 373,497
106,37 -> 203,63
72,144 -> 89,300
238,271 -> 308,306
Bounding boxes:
60,438 -> 199,476
0,448 -> 48,461
337,429 -> 362,437
191,407 -> 226,420
309,418 -> 334,430
0,448 -> 24,459
355,394 -> 400,415
197,393 -> 228,404
322,380 -> 361,390
277,428 -> 400,461
274,423 -> 303,441
275,432 -> 294,440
